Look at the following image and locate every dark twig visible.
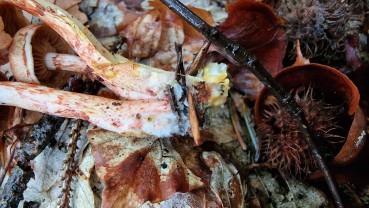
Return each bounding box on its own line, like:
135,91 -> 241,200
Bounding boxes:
160,0 -> 343,207
58,119 -> 83,208
228,97 -> 247,150
175,43 -> 186,89
186,41 -> 210,75
170,43 -> 188,135
0,139 -> 17,186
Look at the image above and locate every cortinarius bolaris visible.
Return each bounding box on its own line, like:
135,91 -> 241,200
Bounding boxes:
0,0 -> 230,137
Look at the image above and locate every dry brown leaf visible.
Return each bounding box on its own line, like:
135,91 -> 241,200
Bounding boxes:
55,0 -> 82,10
0,6 -> 28,37
0,17 -> 12,65
248,171 -> 328,207
20,120 -> 93,207
117,0 -> 144,11
142,188 -> 222,207
88,129 -> 246,207
88,129 -> 205,208
202,151 -> 245,208
87,0 -> 142,38
122,9 -> 162,58
67,4 -> 88,24
218,0 -> 286,100
46,0 -> 88,24
119,0 -> 215,70
152,1 -> 185,69
181,6 -> 215,65
0,18 -> 11,51
198,106 -> 239,145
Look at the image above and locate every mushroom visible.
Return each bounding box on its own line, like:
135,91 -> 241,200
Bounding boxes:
9,23 -> 159,99
10,24 -> 81,88
0,81 -> 179,137
3,0 -> 229,104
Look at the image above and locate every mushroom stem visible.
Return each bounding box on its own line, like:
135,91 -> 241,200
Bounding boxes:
0,82 -> 181,137
44,52 -> 88,72
42,52 -> 160,100
3,0 -> 229,104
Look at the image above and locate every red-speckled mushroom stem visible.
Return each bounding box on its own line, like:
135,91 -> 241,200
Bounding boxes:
43,53 -> 160,100
44,52 -> 88,72
3,0 -> 178,100
0,82 -> 180,137
3,0 -> 229,104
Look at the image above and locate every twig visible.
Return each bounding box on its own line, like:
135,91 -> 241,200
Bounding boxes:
231,91 -> 260,161
228,97 -> 247,150
58,119 -> 83,208
160,0 -> 344,207
186,41 -> 210,75
187,92 -> 201,145
170,43 -> 188,135
185,41 -> 209,145
0,139 -> 17,186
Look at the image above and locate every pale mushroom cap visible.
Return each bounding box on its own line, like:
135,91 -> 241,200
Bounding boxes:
10,24 -> 75,88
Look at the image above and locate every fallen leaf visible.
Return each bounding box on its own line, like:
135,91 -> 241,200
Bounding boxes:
142,139 -> 246,208
87,0 -> 142,38
120,0 -> 215,70
20,120 -> 93,207
218,0 -> 286,100
47,0 -> 88,24
118,0 -> 144,11
202,151 -> 245,208
0,16 -> 13,65
122,9 -> 162,58
249,171 -> 328,207
182,6 -> 215,65
70,146 -> 99,208
0,6 -> 28,37
67,4 -> 88,24
141,189 -> 222,208
88,129 -> 204,208
54,0 -> 82,10
0,17 -> 11,51
199,106 -> 238,145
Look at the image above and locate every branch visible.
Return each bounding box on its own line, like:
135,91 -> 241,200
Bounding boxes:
159,0 -> 343,207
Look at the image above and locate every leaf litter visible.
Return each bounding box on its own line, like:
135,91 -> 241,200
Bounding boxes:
2,0 -> 369,207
